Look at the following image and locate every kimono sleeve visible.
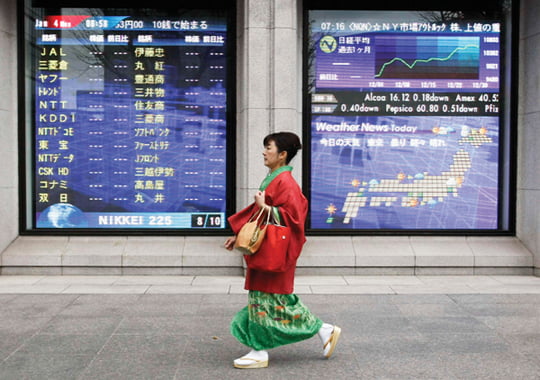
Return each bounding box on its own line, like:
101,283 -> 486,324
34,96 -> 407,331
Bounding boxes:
227,203 -> 257,235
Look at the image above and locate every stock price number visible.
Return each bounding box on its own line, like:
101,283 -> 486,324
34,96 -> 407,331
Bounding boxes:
339,103 -> 379,113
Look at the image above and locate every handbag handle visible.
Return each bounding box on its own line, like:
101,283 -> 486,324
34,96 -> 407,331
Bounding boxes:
247,207 -> 265,223
247,207 -> 271,226
268,208 -> 285,227
248,208 -> 271,248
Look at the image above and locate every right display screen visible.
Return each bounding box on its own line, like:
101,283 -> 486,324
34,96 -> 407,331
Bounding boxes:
306,8 -> 513,231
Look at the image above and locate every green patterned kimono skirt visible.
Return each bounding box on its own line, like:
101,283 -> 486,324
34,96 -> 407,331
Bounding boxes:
231,290 -> 323,351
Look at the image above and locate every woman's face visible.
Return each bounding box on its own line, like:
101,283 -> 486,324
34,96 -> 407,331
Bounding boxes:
263,140 -> 286,171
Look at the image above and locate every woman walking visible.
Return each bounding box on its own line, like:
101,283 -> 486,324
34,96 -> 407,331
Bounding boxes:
224,132 -> 341,369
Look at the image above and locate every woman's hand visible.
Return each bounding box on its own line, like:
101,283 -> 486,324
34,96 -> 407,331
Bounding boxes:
254,190 -> 268,210
224,236 -> 236,251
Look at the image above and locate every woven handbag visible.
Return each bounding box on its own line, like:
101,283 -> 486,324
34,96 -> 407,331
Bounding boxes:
234,208 -> 270,255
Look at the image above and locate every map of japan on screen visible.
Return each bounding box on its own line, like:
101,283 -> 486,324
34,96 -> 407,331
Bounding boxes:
308,10 -> 503,230
33,9 -> 230,229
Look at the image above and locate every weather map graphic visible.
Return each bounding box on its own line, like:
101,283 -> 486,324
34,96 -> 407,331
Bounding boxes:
310,115 -> 499,230
339,124 -> 495,225
340,149 -> 472,224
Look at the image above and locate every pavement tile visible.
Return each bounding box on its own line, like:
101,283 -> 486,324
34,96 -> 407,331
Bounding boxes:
417,275 -> 503,286
197,302 -> 245,317
344,275 -> 424,285
137,293 -> 206,304
457,302 -> 540,317
0,294 -> 18,303
291,285 -> 313,294
475,316 -> 540,335
310,284 -> 395,294
35,275 -> 120,285
61,285 -> 149,294
0,353 -> 93,379
0,317 -> 51,336
491,275 -> 540,285
421,332 -> 511,354
16,334 -> 109,355
145,284 -> 229,294
0,276 -> 45,285
353,351 -> 459,380
39,316 -> 124,336
80,336 -> 189,379
115,317 -> 202,336
336,315 -> 417,336
228,284 -> 249,294
294,275 -> 348,285
58,301 -> 133,317
395,302 -> 472,317
445,353 -> 540,379
469,284 -> 540,293
324,302 -> 402,316
345,334 -> 430,355
79,352 -> 181,380
268,347 -> 362,378
127,302 -> 201,317
97,335 -> 188,355
0,301 -> 71,318
70,293 -> 142,305
7,293 -> 78,305
114,275 -> 194,286
408,316 -> 495,334
302,293 -> 396,304
0,285 -> 68,294
0,334 -> 31,361
449,294 -> 540,304
391,284 -> 477,294
199,293 -> 247,304
191,276 -> 245,286
388,294 -> 456,304
503,333 -> 540,358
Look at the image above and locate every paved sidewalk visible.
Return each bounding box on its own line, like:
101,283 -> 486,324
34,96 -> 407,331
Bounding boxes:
0,275 -> 539,294
0,276 -> 538,379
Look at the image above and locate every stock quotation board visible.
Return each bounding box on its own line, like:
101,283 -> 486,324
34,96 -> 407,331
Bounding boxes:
307,10 -> 506,231
31,9 -> 231,230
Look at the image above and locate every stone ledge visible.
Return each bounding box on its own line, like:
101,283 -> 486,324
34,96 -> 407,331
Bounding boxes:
0,235 -> 535,275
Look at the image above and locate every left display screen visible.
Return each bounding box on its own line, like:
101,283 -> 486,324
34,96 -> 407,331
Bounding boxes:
28,8 -> 232,230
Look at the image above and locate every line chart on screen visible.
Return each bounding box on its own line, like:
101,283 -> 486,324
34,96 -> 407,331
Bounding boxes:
374,35 -> 480,80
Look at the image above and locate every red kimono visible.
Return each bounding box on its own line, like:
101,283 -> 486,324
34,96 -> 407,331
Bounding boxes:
228,170 -> 308,294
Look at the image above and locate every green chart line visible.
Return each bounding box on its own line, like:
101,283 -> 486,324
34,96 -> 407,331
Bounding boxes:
374,44 -> 479,78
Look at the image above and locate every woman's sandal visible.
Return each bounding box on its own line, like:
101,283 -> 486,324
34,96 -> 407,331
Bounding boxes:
323,325 -> 342,358
233,357 -> 269,369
